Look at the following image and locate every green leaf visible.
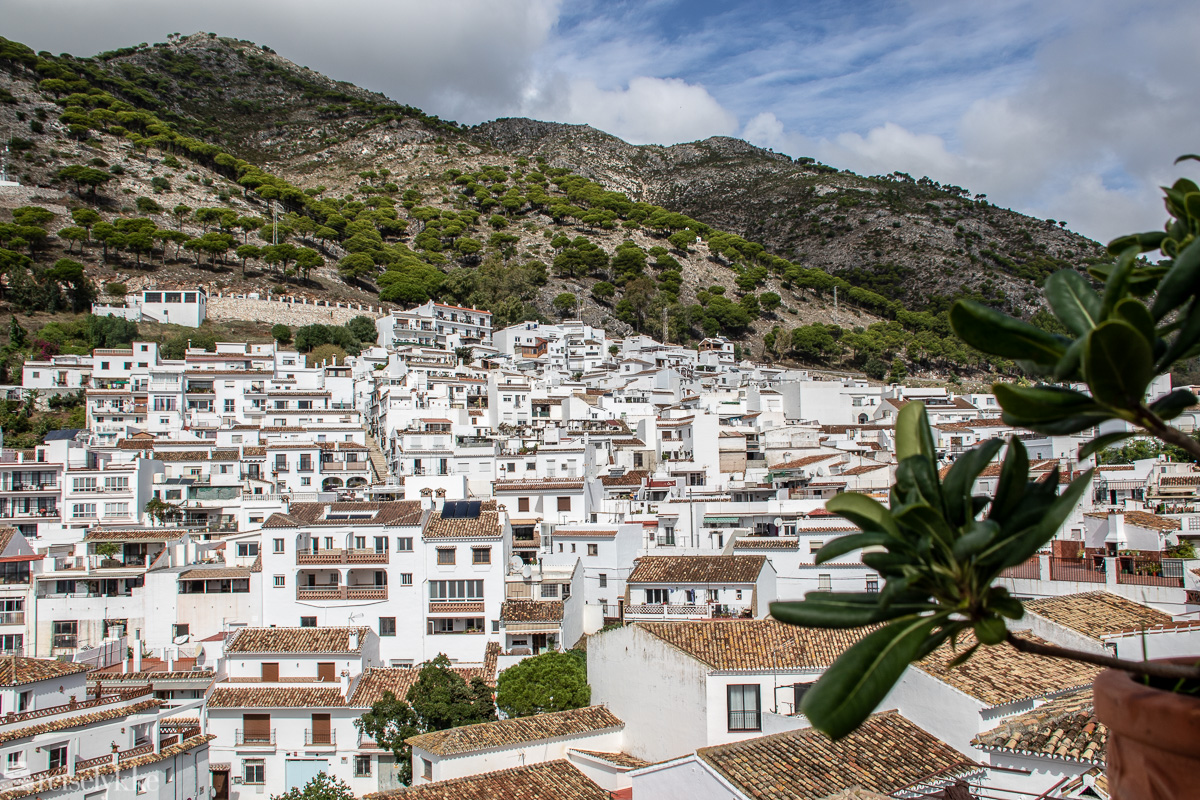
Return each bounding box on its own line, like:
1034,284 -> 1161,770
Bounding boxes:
974,616 -> 1008,646
1079,431 -> 1137,460
993,383 -> 1105,423
1101,246 -> 1139,319
988,438 -> 1028,525
1114,298 -> 1156,345
1085,320 -> 1154,409
1174,154 -> 1200,166
825,493 -> 901,538
1052,335 -> 1087,382
980,468 -> 1094,571
1149,389 -> 1199,421
950,300 -> 1070,365
1151,239 -> 1200,321
1107,230 -> 1167,255
895,504 -> 956,548
896,456 -> 943,512
1044,269 -> 1101,336
895,401 -> 936,463
814,532 -> 896,564
800,614 -> 943,739
1157,298 -> 1200,371
952,520 -> 1001,561
769,594 -> 936,629
942,439 -> 1004,527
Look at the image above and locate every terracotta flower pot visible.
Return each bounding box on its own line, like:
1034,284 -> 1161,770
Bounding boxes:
1093,660 -> 1200,800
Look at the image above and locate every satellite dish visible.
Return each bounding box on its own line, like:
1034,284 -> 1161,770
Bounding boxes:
521,563 -> 532,579
773,517 -> 784,529
508,555 -> 523,574
173,635 -> 190,645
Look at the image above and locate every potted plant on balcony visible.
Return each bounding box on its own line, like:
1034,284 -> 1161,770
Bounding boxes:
771,160 -> 1200,800
95,541 -> 121,567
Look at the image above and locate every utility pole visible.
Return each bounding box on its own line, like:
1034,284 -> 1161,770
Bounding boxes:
272,200 -> 279,245
833,286 -> 838,320
662,307 -> 669,345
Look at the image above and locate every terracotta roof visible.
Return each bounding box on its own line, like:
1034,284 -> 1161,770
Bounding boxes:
366,761 -> 606,799
207,685 -> 348,708
408,706 -> 621,757
972,689 -> 1105,765
263,501 -> 423,528
0,528 -> 16,553
225,627 -> 370,654
627,555 -> 767,584
492,478 -> 585,491
916,632 -> 1101,708
697,710 -> 973,800
178,567 -> 252,580
569,750 -> 651,769
600,470 -> 648,487
0,657 -> 89,686
84,528 -> 186,542
348,668 -> 420,708
839,464 -> 890,477
1159,474 -> 1200,487
0,698 -> 161,745
423,501 -> 501,540
501,600 -> 564,623
734,537 -> 799,550
1122,510 -> 1181,532
772,453 -> 843,470
634,620 -> 871,671
1024,591 -> 1173,641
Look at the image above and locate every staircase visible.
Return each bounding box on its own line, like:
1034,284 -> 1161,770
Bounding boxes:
363,430 -> 391,483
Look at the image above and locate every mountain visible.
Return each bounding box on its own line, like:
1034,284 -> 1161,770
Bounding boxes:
0,32 -> 1113,379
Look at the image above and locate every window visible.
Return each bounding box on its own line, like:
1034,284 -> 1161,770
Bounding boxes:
52,621 -> 77,649
437,548 -> 455,565
422,758 -> 432,780
273,575 -> 285,588
400,573 -> 413,586
274,455 -> 287,472
793,682 -> 812,711
428,580 -> 484,600
818,574 -> 832,591
301,477 -> 311,486
599,573 -> 608,588
397,537 -> 413,552
243,760 -> 265,785
866,576 -> 879,592
104,476 -> 129,491
237,543 -> 259,557
809,540 -> 823,554
727,684 -> 761,731
355,755 -> 372,777
103,502 -> 129,516
136,779 -> 146,795
73,477 -> 97,492
48,745 -> 68,770
17,690 -> 29,712
542,584 -> 559,598
379,617 -> 396,636
300,616 -> 317,628
557,496 -> 571,512
273,538 -> 285,553
224,399 -> 235,413
587,543 -> 598,557
472,547 -> 491,565
646,588 -> 668,604
518,497 -> 530,513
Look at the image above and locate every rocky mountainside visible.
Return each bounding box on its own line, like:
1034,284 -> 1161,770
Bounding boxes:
0,32 -> 1118,380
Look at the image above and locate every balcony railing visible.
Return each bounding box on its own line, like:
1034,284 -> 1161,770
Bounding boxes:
1117,571 -> 1184,588
297,549 -> 389,565
3,483 -> 58,492
297,586 -> 388,601
235,729 -> 276,747
51,634 -> 77,649
304,729 -> 336,746
999,558 -> 1041,580
1049,557 -> 1106,584
0,612 -> 24,625
727,710 -> 761,732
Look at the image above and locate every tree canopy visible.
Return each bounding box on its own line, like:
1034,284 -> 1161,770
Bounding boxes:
495,650 -> 590,718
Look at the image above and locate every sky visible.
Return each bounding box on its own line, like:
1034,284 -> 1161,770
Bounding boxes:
3,0 -> 1198,243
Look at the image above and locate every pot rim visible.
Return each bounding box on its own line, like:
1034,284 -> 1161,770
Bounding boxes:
1094,659 -> 1200,758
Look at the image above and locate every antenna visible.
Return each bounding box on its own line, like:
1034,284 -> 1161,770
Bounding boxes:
271,200 -> 279,245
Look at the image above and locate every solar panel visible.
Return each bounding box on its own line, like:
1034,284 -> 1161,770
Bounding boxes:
441,501 -> 462,519
465,501 -> 481,519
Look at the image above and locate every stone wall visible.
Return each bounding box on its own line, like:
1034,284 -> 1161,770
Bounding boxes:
207,292 -> 385,327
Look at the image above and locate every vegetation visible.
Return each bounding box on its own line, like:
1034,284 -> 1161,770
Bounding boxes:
495,650 -> 590,718
270,774 -> 355,800
771,160 -> 1200,741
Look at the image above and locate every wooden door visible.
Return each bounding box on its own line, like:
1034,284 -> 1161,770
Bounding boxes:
212,770 -> 229,800
243,713 -> 271,743
311,713 -> 331,745
261,662 -> 279,681
317,662 -> 335,682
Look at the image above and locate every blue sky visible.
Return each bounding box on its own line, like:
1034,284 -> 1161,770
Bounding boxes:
3,0 -> 1197,241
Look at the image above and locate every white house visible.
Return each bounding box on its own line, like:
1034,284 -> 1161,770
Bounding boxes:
623,555 -> 776,621
94,287 -> 208,328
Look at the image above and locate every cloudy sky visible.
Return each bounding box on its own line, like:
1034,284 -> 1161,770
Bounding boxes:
3,0 -> 1197,242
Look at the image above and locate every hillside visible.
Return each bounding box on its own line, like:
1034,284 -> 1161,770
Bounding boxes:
0,32 -> 1115,381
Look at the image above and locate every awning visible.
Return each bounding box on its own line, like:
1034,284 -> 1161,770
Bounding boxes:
704,516 -> 740,524
508,518 -> 541,526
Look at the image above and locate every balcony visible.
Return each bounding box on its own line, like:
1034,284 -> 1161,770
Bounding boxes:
304,729 -> 336,747
624,603 -> 751,620
235,729 -> 276,748
297,549 -> 389,565
320,461 -> 369,472
1,483 -> 58,493
428,601 -> 484,614
51,634 -> 77,649
296,585 -> 388,601
0,612 -> 24,625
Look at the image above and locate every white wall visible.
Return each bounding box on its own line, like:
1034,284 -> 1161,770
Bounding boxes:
631,757 -> 744,800
413,728 -> 623,785
880,666 -> 986,756
1104,626 -> 1200,660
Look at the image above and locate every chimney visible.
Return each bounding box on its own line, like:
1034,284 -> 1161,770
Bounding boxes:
340,669 -> 351,698
132,632 -> 142,672
166,647 -> 175,672
348,630 -> 359,651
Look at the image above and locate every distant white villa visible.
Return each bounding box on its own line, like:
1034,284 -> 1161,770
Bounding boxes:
93,285 -> 208,328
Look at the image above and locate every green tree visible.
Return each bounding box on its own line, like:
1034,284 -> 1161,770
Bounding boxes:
271,324 -> 291,345
552,292 -> 577,318
591,281 -> 615,304
236,244 -> 261,276
355,691 -> 419,786
346,316 -> 378,345
760,291 -> 782,314
407,654 -> 495,731
270,772 -> 355,800
58,226 -> 88,254
70,208 -> 100,232
338,253 -> 375,285
307,344 -> 348,367
55,165 -> 112,197
495,651 -> 590,718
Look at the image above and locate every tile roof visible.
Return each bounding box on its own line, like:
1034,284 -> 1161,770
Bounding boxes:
772,453 -> 843,470
0,657 -> 89,686
627,555 -> 767,584
635,620 -> 871,671
501,600 -> 564,623
407,706 -> 622,756
492,478 -> 586,491
697,710 -> 973,800
207,685 -> 348,708
225,627 -> 370,654
972,689 -> 1105,765
1121,510 -> 1181,532
0,698 -> 162,745
348,668 -> 420,708
600,470 -> 648,487
262,501 -> 424,528
569,750 -> 651,769
84,528 -> 186,542
0,528 -> 17,553
423,501 -> 501,540
366,760 -> 607,800
1024,591 -> 1172,641
177,567 -> 252,580
916,632 -> 1101,708
733,537 -> 798,550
